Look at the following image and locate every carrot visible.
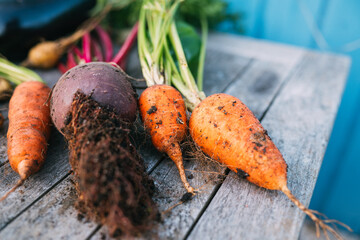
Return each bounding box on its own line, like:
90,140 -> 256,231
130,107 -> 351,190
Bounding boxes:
136,1 -> 200,194
139,85 -> 194,193
0,58 -> 51,201
1,81 -> 51,200
189,94 -> 351,239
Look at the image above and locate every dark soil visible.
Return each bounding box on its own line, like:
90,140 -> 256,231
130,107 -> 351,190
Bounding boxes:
63,91 -> 158,237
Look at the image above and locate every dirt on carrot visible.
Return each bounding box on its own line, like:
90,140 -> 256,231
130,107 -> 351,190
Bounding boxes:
62,91 -> 158,237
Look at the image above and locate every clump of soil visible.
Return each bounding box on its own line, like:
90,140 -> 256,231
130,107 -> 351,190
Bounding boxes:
63,91 -> 158,237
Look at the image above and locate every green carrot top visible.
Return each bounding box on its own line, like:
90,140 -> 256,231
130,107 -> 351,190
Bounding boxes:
0,57 -> 43,86
138,0 -> 208,111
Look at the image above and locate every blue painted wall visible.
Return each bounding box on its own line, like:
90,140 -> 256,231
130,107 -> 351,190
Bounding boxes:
220,0 -> 360,232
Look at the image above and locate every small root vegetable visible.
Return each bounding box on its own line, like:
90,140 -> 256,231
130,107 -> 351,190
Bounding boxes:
139,85 -> 194,193
1,81 -> 51,201
51,62 -> 157,236
22,6 -> 111,69
189,93 -> 351,240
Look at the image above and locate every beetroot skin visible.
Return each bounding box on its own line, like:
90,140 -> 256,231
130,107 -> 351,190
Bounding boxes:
50,62 -> 137,133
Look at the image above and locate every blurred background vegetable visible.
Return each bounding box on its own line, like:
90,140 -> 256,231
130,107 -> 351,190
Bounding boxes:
0,0 -> 96,61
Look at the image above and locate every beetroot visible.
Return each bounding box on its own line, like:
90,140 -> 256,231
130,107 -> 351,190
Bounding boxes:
51,62 -> 137,132
50,62 -> 158,236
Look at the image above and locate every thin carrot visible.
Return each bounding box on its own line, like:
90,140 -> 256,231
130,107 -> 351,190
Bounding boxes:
0,58 -> 51,201
137,1 -> 197,193
139,85 -> 194,193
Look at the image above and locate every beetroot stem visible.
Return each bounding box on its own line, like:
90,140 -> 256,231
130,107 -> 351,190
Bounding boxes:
67,50 -> 78,69
95,26 -> 113,62
91,38 -> 104,61
73,46 -> 84,59
111,23 -> 139,65
83,33 -> 92,63
58,63 -> 68,74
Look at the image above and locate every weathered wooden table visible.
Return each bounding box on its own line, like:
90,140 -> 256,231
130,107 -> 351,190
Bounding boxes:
0,33 -> 350,240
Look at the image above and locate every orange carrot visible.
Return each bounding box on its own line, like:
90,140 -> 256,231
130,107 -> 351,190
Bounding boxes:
139,85 -> 194,193
189,93 -> 351,240
1,81 -> 51,201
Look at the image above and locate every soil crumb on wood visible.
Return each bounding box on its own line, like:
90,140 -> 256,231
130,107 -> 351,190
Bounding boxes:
63,91 -> 158,237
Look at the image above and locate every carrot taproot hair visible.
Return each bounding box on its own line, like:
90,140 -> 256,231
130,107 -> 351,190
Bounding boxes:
189,93 -> 351,240
139,85 -> 194,193
0,81 -> 51,201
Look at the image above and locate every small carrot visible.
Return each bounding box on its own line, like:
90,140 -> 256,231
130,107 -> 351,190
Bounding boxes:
189,93 -> 351,240
137,2 -> 198,193
0,58 -> 51,201
139,85 -> 194,193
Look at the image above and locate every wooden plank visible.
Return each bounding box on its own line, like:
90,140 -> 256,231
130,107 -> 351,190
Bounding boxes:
0,130 -> 70,230
188,52 -> 350,240
90,40 -> 305,239
0,176 -> 98,240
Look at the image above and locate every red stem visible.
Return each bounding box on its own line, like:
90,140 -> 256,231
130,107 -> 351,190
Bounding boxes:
95,26 -> 113,62
91,37 -> 104,61
67,50 -> 78,68
58,63 -> 68,74
73,46 -> 84,59
83,33 -> 92,63
111,22 -> 139,65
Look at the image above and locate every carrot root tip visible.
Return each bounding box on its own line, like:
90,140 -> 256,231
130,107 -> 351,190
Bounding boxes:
281,186 -> 350,240
0,179 -> 25,202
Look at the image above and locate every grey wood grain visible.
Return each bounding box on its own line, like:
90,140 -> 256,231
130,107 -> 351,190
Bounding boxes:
188,52 -> 350,240
0,176 -> 98,240
90,38 -> 306,240
0,130 -> 69,230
